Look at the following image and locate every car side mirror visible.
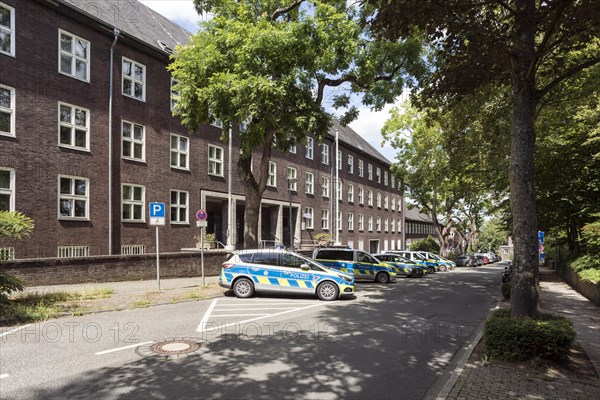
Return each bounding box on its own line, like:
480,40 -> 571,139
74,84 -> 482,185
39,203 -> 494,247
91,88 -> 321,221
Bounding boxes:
300,264 -> 310,271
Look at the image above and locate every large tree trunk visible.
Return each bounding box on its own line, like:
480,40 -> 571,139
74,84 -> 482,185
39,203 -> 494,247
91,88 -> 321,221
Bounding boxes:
509,0 -> 540,319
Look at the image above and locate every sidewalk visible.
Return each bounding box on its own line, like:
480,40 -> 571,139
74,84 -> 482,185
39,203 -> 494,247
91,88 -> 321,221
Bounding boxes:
444,266 -> 600,400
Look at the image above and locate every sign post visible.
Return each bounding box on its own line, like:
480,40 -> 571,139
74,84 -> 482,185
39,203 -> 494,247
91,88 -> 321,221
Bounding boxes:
149,202 -> 166,291
196,209 -> 208,287
538,231 -> 545,264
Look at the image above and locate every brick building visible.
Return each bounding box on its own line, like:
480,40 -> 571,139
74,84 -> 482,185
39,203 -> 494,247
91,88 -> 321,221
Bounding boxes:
404,207 -> 435,249
0,0 -> 405,261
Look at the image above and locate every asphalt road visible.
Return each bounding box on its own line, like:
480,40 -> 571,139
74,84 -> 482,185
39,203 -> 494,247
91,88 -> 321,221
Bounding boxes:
0,265 -> 503,400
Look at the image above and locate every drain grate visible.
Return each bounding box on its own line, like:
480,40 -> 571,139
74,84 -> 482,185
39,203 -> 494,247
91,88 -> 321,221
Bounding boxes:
137,338 -> 205,359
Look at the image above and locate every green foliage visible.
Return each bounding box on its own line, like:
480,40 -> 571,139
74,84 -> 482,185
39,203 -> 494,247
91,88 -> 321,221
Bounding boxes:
477,218 -> 508,253
0,211 -> 34,240
314,232 -> 334,245
484,309 -> 576,362
409,235 -> 440,253
569,215 -> 600,283
0,273 -> 23,303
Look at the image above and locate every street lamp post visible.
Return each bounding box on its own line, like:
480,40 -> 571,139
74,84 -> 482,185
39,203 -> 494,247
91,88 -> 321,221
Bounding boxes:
287,177 -> 298,251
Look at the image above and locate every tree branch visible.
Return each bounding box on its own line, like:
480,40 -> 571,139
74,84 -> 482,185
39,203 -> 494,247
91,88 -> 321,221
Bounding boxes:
271,0 -> 305,21
537,56 -> 600,98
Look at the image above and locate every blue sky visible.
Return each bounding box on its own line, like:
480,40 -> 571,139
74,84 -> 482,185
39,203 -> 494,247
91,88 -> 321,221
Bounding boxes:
139,0 -> 400,162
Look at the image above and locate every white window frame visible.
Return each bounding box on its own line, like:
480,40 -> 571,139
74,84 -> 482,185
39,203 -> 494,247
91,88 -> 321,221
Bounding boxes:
122,184 -> 145,222
376,216 -> 381,232
398,220 -> 402,232
305,137 -> 314,159
321,209 -> 330,230
121,120 -> 145,161
0,2 -> 15,57
58,29 -> 90,82
58,175 -> 89,220
347,184 -> 354,203
0,83 -> 15,137
384,171 -> 388,186
348,155 -> 353,174
122,57 -> 146,101
267,161 -> 277,187
305,172 -> 314,195
336,211 -> 342,232
368,164 -> 373,180
289,145 -> 296,154
170,190 -> 189,224
391,177 -> 395,189
304,207 -> 314,229
287,167 -> 298,191
336,180 -> 342,201
358,187 -> 364,205
170,78 -> 179,111
0,167 -> 15,211
348,212 -> 354,231
358,214 -> 364,231
377,192 -> 382,208
368,216 -> 373,232
376,167 -> 381,184
384,195 -> 389,210
321,176 -> 330,198
337,150 -> 342,170
384,218 -> 389,232
321,143 -> 329,165
208,144 -> 224,177
391,218 -> 395,233
358,159 -> 364,177
170,133 -> 189,170
391,197 -> 396,211
368,190 -> 373,207
58,102 -> 90,151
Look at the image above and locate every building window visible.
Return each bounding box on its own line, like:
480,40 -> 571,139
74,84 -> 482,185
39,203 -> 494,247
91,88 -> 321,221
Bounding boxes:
391,197 -> 396,211
368,216 -> 373,232
170,78 -> 179,111
368,164 -> 373,180
391,177 -> 395,189
321,144 -> 329,165
376,167 -> 381,184
384,171 -> 388,186
337,150 -> 342,170
376,217 -> 381,232
59,30 -> 90,81
398,196 -> 402,211
347,184 -> 354,203
336,211 -> 342,232
376,192 -> 382,208
267,161 -> 276,187
287,167 -> 297,191
0,3 -> 15,57
306,172 -> 314,195
348,212 -> 354,231
0,84 -> 14,137
170,190 -> 188,224
239,119 -> 250,132
170,134 -> 189,170
208,144 -> 224,176
391,218 -> 395,233
384,195 -> 388,210
368,190 -> 373,207
289,145 -> 296,154
358,214 -> 364,231
304,207 -> 314,229
321,209 -> 329,230
321,177 -> 330,198
58,102 -> 89,150
58,175 -> 89,219
305,137 -> 314,159
336,180 -> 342,201
384,218 -> 389,232
122,120 -> 145,161
0,167 -> 14,211
348,155 -> 353,174
210,113 -> 223,129
122,184 -> 144,222
358,159 -> 364,177
398,220 -> 402,232
122,57 -> 146,101
358,187 -> 364,205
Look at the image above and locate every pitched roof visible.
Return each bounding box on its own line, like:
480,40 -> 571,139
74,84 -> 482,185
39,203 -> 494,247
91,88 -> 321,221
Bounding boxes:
330,120 -> 392,166
405,207 -> 432,223
61,0 -> 191,54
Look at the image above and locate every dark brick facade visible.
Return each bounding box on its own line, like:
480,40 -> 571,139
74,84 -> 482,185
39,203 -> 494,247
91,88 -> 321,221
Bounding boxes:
0,0 -> 405,266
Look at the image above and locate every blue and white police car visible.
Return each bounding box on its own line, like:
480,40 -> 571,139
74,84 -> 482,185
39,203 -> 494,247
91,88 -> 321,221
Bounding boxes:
219,249 -> 355,301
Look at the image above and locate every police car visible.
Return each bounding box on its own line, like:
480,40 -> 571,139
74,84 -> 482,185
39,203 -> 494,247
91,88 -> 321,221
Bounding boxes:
220,249 -> 354,301
312,248 -> 397,283
373,253 -> 428,278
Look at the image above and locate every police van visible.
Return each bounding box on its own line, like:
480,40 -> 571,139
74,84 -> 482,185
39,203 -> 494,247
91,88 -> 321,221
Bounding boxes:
220,249 -> 354,301
312,248 -> 397,283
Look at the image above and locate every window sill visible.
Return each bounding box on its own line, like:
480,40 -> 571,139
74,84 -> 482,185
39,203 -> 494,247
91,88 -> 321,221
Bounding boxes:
58,71 -> 91,84
122,93 -> 146,103
58,144 -> 90,153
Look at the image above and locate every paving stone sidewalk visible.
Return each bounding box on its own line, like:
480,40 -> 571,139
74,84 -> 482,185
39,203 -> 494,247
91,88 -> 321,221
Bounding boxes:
445,267 -> 600,400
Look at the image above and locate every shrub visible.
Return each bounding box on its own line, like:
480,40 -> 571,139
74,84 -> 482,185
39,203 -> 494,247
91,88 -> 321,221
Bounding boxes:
409,235 -> 441,253
314,232 -> 334,245
484,309 -> 575,362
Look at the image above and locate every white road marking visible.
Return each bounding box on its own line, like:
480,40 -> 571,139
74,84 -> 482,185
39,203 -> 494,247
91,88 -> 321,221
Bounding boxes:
196,298 -> 219,332
211,308 -> 299,311
0,374 -> 8,379
211,314 -> 270,317
95,341 -> 154,356
0,324 -> 32,338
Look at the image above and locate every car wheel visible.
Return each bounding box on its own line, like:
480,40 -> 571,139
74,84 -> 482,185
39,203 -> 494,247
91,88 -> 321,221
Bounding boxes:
440,265 -> 447,272
376,272 -> 390,284
233,278 -> 255,298
316,281 -> 339,301
413,269 -> 423,278
428,267 -> 435,274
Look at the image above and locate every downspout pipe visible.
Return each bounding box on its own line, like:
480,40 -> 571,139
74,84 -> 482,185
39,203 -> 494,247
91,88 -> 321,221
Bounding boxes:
108,28 -> 120,255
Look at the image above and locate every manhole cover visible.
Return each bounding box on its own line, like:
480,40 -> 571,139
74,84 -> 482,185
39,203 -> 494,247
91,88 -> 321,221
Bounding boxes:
137,338 -> 206,359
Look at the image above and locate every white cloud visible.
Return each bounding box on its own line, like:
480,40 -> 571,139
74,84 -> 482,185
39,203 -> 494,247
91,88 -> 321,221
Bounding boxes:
139,0 -> 203,31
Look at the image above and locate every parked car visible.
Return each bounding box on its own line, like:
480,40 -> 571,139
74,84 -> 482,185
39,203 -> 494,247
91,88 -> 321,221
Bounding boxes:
312,248 -> 397,283
473,254 -> 484,266
394,251 -> 444,273
455,254 -> 475,267
373,253 -> 428,278
220,249 -> 354,301
417,251 -> 456,270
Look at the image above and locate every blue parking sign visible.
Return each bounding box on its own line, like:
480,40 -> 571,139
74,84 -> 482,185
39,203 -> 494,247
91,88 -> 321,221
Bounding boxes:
149,202 -> 165,218
538,231 -> 544,244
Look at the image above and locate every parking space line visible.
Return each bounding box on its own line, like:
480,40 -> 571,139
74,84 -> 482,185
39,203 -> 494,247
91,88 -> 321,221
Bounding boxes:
0,324 -> 32,338
211,313 -> 270,317
95,341 -> 154,356
211,308 -> 299,311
